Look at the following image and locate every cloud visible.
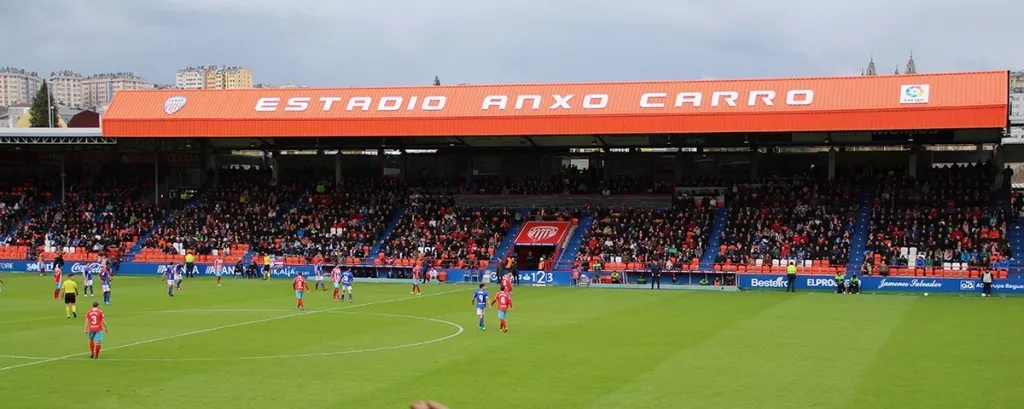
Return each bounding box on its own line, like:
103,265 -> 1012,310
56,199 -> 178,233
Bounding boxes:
1,0 -> 1021,87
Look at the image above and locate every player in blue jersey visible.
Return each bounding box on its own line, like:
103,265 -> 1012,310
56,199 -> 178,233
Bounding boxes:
100,265 -> 112,305
163,264 -> 176,297
83,268 -> 95,297
472,284 -> 489,331
341,269 -> 354,302
313,262 -> 326,291
174,263 -> 184,290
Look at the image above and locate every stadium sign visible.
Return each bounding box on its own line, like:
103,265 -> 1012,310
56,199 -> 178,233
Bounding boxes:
254,90 -> 815,114
256,96 -> 448,113
514,221 -> 571,246
0,261 -> 577,285
876,278 -> 944,290
738,274 -> 1024,294
102,71 -> 1009,137
70,262 -> 103,274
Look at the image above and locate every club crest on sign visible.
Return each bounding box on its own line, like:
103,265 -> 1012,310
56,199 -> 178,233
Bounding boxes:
164,96 -> 187,115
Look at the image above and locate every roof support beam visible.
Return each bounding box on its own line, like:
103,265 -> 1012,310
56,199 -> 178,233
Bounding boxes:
0,136 -> 116,145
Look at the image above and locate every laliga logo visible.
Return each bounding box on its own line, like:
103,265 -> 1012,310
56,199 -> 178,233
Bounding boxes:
904,85 -> 925,98
164,96 -> 187,115
527,226 -> 559,241
270,266 -> 302,277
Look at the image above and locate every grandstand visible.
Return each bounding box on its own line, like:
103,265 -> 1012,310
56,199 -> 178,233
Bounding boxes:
1,70 -> 1022,293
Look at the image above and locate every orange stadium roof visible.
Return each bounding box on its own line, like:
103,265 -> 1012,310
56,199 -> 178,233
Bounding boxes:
101,71 -> 1009,138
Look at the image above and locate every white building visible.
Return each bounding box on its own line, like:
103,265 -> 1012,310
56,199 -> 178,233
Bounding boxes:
82,72 -> 150,108
49,70 -> 85,107
3,104 -> 31,127
175,66 -> 212,89
0,67 -> 43,107
176,65 -> 254,89
1010,71 -> 1024,125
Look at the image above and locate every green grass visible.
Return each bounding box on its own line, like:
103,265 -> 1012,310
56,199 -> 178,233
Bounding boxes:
1,273 -> 1023,409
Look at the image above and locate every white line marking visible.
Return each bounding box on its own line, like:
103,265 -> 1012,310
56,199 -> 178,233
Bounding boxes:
0,311 -> 465,362
0,289 -> 463,372
0,354 -> 48,360
0,308 -> 285,326
158,309 -> 296,314
33,312 -> 464,362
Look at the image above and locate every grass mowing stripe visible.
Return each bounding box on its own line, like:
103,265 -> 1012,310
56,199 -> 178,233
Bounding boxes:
0,288 -> 464,372
586,293 -> 917,409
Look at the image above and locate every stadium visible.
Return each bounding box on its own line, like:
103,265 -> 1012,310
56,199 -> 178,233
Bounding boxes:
2,70 -> 1023,408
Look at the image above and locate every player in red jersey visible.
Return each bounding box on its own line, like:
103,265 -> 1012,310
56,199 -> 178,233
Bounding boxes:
84,301 -> 109,359
501,273 -> 513,296
53,265 -> 63,299
331,266 -> 342,299
293,273 -> 309,311
490,287 -> 513,333
410,265 -> 422,295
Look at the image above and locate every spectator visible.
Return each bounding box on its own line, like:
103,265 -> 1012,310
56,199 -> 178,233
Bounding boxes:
866,163 -> 1009,268
380,193 -> 514,267
577,203 -> 711,270
717,177 -> 857,267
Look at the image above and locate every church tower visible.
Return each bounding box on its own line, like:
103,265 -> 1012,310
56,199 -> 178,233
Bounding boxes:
905,51 -> 917,74
865,55 -> 877,76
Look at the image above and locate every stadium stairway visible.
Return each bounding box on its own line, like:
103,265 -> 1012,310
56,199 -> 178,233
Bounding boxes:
845,185 -> 876,277
124,190 -> 210,262
698,207 -> 729,270
1006,217 -> 1024,279
489,208 -> 530,269
552,210 -> 595,271
368,206 -> 407,259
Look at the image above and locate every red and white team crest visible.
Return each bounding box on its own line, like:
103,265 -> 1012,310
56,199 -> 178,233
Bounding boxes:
164,96 -> 187,115
514,221 -> 569,246
527,226 -> 559,241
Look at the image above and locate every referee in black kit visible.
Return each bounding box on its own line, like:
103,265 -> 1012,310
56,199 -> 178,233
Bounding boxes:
650,260 -> 662,289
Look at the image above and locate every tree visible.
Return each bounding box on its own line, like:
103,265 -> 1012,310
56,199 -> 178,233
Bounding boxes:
29,81 -> 59,128
433,75 -> 441,86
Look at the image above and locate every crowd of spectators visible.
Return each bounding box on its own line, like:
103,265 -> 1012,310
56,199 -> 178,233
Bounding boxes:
717,177 -> 857,267
576,202 -> 713,269
379,193 -> 514,266
466,166 -> 673,195
1,159 -> 1016,275
271,177 -> 403,262
10,166 -> 163,260
145,170 -> 301,256
866,164 -> 1010,268
0,171 -> 56,244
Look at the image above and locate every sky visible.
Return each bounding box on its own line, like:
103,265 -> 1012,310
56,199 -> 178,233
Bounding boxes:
4,0 -> 1023,87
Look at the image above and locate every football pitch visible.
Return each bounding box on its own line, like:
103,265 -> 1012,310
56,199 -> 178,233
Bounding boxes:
1,274 -> 1023,409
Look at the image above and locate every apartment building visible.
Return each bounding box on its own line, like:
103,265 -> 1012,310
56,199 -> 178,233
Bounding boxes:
0,67 -> 43,106
175,66 -> 214,89
176,66 -> 253,89
49,70 -> 85,107
82,72 -> 151,108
